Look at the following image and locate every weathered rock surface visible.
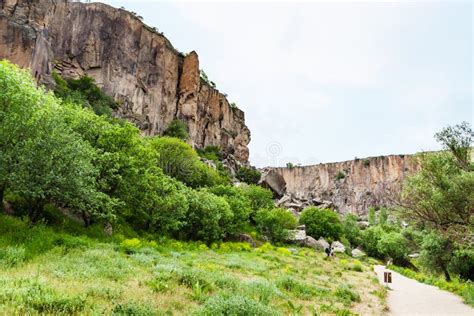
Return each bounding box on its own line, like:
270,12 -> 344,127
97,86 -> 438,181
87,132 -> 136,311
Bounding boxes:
331,241 -> 346,253
264,155 -> 419,215
351,248 -> 366,258
0,0 -> 250,163
316,237 -> 330,251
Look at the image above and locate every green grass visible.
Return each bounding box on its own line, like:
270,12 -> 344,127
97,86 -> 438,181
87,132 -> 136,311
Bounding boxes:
0,214 -> 386,315
389,265 -> 474,307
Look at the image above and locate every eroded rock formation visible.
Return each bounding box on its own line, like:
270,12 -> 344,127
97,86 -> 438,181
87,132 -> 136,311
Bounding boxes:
264,154 -> 420,215
0,0 -> 250,163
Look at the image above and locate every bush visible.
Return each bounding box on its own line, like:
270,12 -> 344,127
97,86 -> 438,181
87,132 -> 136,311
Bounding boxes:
197,146 -> 221,162
360,226 -> 385,258
241,185 -> 274,218
254,208 -> 297,243
236,166 -> 261,185
112,302 -> 156,315
0,246 -> 26,267
342,214 -> 361,247
450,247 -> 474,281
335,171 -> 345,180
164,119 -> 188,140
420,231 -> 454,280
334,285 -> 361,306
299,207 -> 342,241
181,190 -> 233,243
208,185 -> 252,236
150,137 -> 226,188
53,73 -> 118,117
377,232 -> 408,262
198,294 -> 278,316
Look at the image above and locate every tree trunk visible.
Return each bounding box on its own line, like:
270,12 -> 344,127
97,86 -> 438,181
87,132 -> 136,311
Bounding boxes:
0,186 -> 4,212
444,268 -> 451,282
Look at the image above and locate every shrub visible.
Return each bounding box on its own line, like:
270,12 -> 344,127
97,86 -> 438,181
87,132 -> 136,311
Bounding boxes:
420,231 -> 454,281
181,190 -> 233,243
53,73 -> 118,117
198,294 -> 278,316
286,162 -> 294,169
0,246 -> 26,267
236,166 -> 261,185
254,208 -> 297,243
335,171 -> 346,180
377,232 -> 408,262
164,119 -> 188,140
208,185 -> 252,236
299,207 -> 342,240
120,238 -> 142,254
150,137 -> 226,188
334,285 -> 361,306
450,247 -> 474,281
197,146 -> 221,162
342,214 -> 361,247
362,159 -> 370,167
360,226 -> 385,258
112,302 -> 156,315
241,185 -> 274,218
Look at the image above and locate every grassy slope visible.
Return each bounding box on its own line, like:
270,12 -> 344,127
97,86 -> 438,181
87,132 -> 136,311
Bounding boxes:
0,215 -> 386,315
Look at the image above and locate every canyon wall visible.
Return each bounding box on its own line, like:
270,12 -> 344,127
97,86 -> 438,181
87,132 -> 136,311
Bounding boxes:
0,0 -> 250,163
265,154 -> 420,215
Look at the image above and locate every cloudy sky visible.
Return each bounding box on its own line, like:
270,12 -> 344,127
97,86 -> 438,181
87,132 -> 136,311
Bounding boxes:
101,0 -> 472,167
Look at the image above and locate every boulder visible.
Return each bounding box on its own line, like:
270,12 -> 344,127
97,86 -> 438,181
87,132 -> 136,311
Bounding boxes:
351,248 -> 366,258
259,169 -> 287,197
238,233 -> 256,247
314,237 -> 329,251
331,241 -> 346,253
357,221 -> 370,229
298,236 -> 319,249
288,229 -> 306,241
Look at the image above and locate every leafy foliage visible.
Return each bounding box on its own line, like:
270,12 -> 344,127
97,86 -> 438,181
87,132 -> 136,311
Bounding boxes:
164,119 -> 188,140
53,72 -> 118,117
254,208 -> 297,243
299,207 -> 342,241
236,166 -> 261,185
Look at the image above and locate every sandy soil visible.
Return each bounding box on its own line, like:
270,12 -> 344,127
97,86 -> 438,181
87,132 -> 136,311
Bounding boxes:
374,265 -> 473,316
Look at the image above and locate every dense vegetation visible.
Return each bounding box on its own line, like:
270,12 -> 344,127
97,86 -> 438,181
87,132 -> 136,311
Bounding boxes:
1,60 -> 472,312
0,61 -> 281,244
0,214 -> 386,315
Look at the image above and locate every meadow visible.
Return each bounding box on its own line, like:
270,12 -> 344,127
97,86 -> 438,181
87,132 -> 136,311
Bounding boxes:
0,215 -> 386,315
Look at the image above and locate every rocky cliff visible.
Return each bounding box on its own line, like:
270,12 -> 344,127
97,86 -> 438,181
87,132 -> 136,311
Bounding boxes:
0,0 -> 250,163
261,154 -> 420,215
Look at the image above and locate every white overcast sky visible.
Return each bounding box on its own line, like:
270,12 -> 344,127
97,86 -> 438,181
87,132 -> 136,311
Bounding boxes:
100,0 -> 472,167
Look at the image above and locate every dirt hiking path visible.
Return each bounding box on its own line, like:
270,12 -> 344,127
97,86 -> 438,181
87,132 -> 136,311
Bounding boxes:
374,265 -> 473,316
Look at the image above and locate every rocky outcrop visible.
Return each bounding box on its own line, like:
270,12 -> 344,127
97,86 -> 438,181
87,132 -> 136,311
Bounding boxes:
264,154 -> 420,215
0,0 -> 250,163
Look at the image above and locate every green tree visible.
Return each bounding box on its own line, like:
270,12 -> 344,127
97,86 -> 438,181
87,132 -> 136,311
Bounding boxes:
150,137 -> 226,188
299,207 -> 342,241
420,231 -> 454,281
241,184 -> 274,220
181,190 -> 232,243
377,232 -> 408,263
360,226 -> 385,258
208,185 -> 252,236
164,119 -> 188,140
368,207 -> 376,226
342,214 -> 361,247
434,121 -> 473,171
254,208 -> 297,243
236,166 -> 261,185
378,207 -> 388,225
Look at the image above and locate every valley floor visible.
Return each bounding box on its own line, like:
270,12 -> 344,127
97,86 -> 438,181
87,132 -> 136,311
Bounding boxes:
0,219 -> 387,315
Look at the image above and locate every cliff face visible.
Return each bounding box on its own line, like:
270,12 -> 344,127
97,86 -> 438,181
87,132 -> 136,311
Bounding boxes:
265,155 -> 420,215
0,0 -> 250,163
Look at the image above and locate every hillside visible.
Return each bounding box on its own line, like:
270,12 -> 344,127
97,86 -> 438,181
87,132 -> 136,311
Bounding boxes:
0,214 -> 386,315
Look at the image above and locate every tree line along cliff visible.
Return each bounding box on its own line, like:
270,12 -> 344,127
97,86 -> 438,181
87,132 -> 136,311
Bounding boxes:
0,0 -> 250,163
